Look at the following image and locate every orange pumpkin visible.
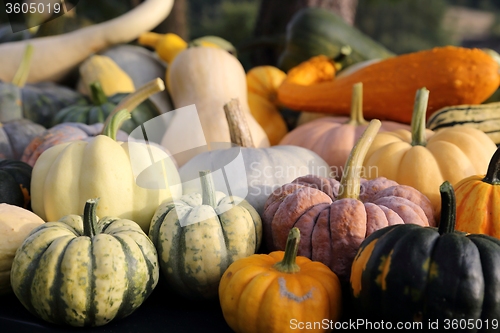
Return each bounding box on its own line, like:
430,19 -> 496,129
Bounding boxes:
279,83 -> 409,178
246,66 -> 288,145
219,227 -> 342,333
454,146 -> 500,237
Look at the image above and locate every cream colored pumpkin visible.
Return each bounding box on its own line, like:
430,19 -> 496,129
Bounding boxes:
0,204 -> 45,294
163,47 -> 270,166
31,89 -> 182,233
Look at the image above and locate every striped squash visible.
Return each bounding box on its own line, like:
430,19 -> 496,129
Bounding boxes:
149,170 -> 262,300
426,102 -> 500,145
10,198 -> 159,327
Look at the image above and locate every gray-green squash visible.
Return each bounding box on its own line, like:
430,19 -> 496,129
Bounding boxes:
10,198 -> 159,327
148,170 -> 262,300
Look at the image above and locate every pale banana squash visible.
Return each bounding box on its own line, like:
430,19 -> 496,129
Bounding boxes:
0,0 -> 174,83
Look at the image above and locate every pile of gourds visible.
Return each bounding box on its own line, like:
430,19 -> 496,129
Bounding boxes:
2,2 -> 500,332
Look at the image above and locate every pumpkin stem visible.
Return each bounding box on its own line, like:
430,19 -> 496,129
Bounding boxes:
338,119 -> 382,200
102,109 -> 131,140
273,227 -> 301,274
438,181 -> 456,235
200,170 -> 217,208
483,146 -> 500,185
83,198 -> 99,238
101,78 -> 165,134
410,87 -> 430,147
345,82 -> 368,126
12,44 -> 34,88
223,98 -> 255,148
89,81 -> 109,106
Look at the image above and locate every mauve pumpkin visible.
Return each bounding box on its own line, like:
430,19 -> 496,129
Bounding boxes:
263,120 -> 435,281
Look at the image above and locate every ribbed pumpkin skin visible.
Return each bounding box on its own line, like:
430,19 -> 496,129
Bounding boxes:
149,191 -> 262,300
279,117 -> 409,177
263,175 -> 435,281
30,135 -> 181,233
0,159 -> 32,209
10,207 -> 159,327
363,127 -> 497,219
219,250 -> 342,333
454,148 -> 500,237
350,224 -> 500,325
454,175 -> 500,237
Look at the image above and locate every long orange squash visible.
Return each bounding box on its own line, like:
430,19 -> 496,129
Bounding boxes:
277,46 -> 500,124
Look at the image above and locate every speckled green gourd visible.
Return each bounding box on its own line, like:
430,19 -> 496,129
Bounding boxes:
149,170 -> 262,300
10,198 -> 159,327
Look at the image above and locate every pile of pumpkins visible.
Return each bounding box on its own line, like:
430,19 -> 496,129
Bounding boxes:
2,2 -> 500,332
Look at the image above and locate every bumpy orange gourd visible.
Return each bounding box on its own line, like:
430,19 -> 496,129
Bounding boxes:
454,146 -> 500,238
363,88 -> 497,219
280,83 -> 409,178
219,227 -> 342,333
246,66 -> 288,145
278,46 -> 500,124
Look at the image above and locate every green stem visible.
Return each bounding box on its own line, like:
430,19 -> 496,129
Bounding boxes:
338,119 -> 382,200
438,181 -> 456,235
345,82 -> 368,126
483,147 -> 500,185
200,170 -> 216,208
102,109 -> 131,140
273,228 -> 301,274
101,78 -> 165,134
89,81 -> 109,105
83,198 -> 99,238
410,87 -> 430,147
12,44 -> 34,88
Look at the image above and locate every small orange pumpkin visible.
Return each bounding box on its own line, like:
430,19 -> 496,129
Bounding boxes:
246,65 -> 288,145
454,146 -> 500,237
219,227 -> 342,333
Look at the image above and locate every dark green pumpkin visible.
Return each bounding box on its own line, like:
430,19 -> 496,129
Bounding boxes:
350,181 -> 500,326
52,81 -> 160,134
0,159 -> 32,209
278,7 -> 395,72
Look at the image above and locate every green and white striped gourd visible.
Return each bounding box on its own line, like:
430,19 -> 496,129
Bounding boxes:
149,170 -> 262,300
426,102 -> 500,145
10,198 -> 159,327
